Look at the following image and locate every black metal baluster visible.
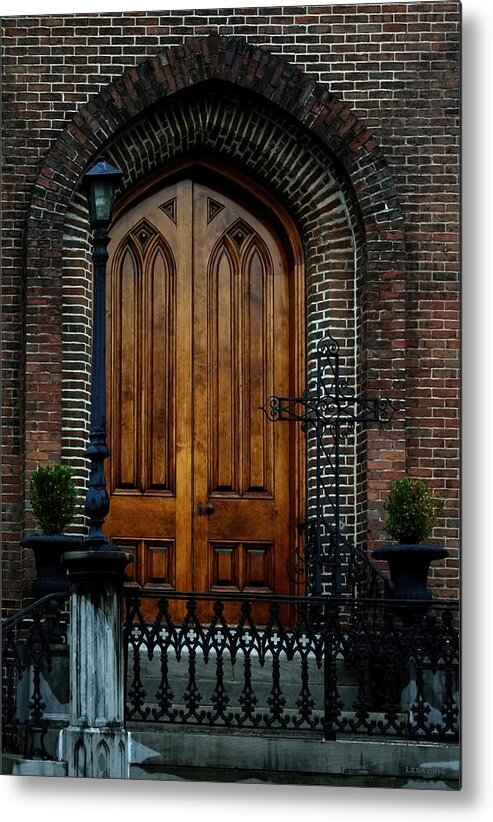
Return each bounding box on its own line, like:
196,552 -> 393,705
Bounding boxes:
126,628 -> 150,721
22,612 -> 51,759
237,653 -> 259,727
322,602 -> 344,740
235,601 -> 260,727
179,599 -> 205,723
294,600 -> 324,730
407,623 -> 432,737
263,604 -> 289,728
153,646 -> 177,722
2,628 -> 22,754
376,611 -> 407,736
152,597 -> 178,722
124,596 -> 150,721
347,606 -> 377,734
293,642 -> 318,730
207,601 -> 233,726
437,609 -> 460,738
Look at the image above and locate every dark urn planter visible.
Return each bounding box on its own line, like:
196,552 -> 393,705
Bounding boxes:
372,543 -> 449,601
21,534 -> 82,600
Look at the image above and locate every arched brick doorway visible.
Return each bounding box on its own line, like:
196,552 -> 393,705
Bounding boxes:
22,37 -> 407,595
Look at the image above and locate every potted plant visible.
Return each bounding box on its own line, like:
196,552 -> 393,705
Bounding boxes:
372,477 -> 448,600
21,464 -> 82,599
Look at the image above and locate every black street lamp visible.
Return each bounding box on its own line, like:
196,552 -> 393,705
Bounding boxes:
82,160 -> 123,550
60,160 -> 131,779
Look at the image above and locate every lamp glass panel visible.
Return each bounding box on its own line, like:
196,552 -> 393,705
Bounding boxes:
92,180 -> 115,223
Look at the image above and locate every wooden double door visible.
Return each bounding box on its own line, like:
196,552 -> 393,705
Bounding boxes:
105,172 -> 303,601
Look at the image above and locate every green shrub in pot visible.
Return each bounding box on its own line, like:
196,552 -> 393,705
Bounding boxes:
373,477 -> 448,601
29,464 -> 78,535
23,464 -> 81,600
384,476 -> 443,544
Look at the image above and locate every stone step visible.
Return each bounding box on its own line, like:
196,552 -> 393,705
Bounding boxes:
128,648 -> 361,713
127,722 -> 460,789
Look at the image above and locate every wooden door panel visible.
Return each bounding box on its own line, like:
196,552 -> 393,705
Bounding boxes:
110,224 -> 176,495
106,182 -> 186,596
209,541 -> 274,594
111,537 -> 176,592
192,182 -> 291,598
117,244 -> 138,489
146,243 -> 176,493
209,542 -> 241,592
244,543 -> 275,592
209,242 -> 236,494
207,226 -> 275,499
242,242 -> 274,496
143,540 -> 176,590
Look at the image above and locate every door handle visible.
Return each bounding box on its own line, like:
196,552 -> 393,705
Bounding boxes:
197,503 -> 215,515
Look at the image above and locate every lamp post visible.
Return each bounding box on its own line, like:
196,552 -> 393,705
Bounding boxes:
60,160 -> 133,779
82,160 -> 123,550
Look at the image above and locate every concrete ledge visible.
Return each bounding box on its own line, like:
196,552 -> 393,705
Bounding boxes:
129,763 -> 457,791
2,753 -> 67,777
129,724 -> 460,788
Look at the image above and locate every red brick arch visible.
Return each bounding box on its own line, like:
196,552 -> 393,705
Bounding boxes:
23,35 -> 406,552
30,35 -> 405,243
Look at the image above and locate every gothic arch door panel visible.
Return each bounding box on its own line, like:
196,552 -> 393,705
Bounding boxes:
105,175 -> 302,605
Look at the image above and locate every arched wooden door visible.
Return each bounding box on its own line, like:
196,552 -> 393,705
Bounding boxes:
105,171 -> 304,601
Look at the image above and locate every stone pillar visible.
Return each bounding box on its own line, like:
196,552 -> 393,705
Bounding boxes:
59,549 -> 132,779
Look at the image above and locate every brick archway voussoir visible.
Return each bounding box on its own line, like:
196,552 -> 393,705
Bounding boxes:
30,36 -> 404,250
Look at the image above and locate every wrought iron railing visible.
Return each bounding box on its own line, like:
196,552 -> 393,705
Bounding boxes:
2,593 -> 69,760
261,333 -> 399,596
290,524 -> 392,599
123,590 -> 459,742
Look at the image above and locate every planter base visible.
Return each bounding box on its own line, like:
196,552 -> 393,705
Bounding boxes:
372,543 -> 449,600
22,534 -> 82,599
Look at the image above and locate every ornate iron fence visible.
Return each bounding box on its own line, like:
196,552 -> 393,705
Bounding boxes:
2,593 -> 69,760
3,588 -> 459,763
124,590 -> 459,742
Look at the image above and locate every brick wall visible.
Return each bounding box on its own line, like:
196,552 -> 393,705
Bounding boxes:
1,3 -> 460,611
